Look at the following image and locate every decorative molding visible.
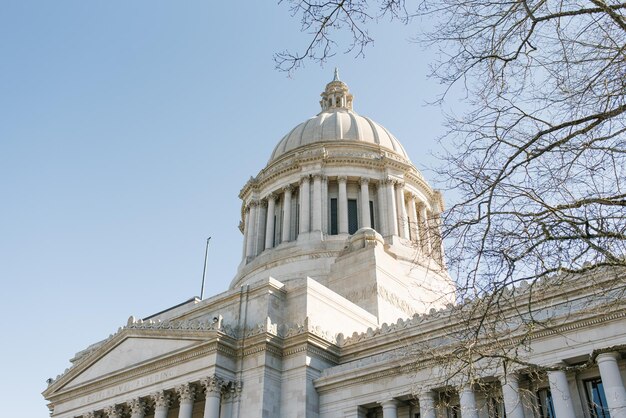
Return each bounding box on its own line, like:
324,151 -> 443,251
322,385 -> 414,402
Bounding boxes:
151,391 -> 171,409
201,375 -> 224,397
103,405 -> 122,418
360,177 -> 369,185
128,398 -> 146,415
176,382 -> 195,403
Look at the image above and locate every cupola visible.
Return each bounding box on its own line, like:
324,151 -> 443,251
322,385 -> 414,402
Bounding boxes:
231,72 -> 454,323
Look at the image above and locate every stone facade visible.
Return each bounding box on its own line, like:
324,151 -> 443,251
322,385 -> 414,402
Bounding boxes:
43,74 -> 626,418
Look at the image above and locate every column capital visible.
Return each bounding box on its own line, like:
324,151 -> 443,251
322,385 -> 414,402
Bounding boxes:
151,391 -> 171,409
259,199 -> 268,208
201,375 -> 224,397
300,175 -> 310,184
104,405 -> 122,418
312,173 -> 323,180
283,184 -> 294,193
359,177 -> 369,185
379,399 -> 400,407
248,199 -> 259,207
176,382 -> 196,403
266,192 -> 277,201
596,351 -> 621,362
394,180 -> 405,189
128,398 -> 146,415
337,175 -> 348,183
84,412 -> 102,418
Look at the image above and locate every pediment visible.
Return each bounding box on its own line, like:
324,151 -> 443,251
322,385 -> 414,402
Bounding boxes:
63,335 -> 200,389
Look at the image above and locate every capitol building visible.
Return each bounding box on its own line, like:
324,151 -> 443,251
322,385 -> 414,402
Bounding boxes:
43,74 -> 626,418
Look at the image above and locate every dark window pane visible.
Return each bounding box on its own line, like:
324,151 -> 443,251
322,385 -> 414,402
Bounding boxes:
369,200 -> 375,230
348,199 -> 358,234
330,198 -> 338,235
537,389 -> 556,418
586,378 -> 610,418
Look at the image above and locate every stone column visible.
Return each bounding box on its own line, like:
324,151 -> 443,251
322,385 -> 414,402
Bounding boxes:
418,203 -> 432,254
245,201 -> 258,259
229,381 -> 243,418
299,176 -> 310,234
338,176 -> 349,234
177,383 -> 195,418
360,178 -> 371,228
202,375 -> 223,418
256,200 -> 267,254
219,383 -> 234,418
547,369 -> 576,417
501,374 -> 524,418
282,185 -> 293,242
104,406 -> 122,418
151,391 -> 171,418
386,180 -> 398,236
312,174 -> 323,232
418,391 -> 437,418
264,193 -> 276,250
395,182 -> 409,239
597,352 -> 626,417
128,398 -> 147,418
376,181 -> 388,236
241,206 -> 250,259
380,399 -> 399,418
459,384 -> 478,418
322,176 -> 329,234
408,194 -> 419,244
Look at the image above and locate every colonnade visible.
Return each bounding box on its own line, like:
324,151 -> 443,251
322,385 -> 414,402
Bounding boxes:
81,376 -> 241,418
371,351 -> 626,418
241,175 -> 442,263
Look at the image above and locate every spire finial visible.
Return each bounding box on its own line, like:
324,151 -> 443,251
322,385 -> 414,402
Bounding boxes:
320,70 -> 353,112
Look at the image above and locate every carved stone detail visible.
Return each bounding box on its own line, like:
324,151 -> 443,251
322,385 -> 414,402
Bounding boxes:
177,383 -> 195,403
151,391 -> 171,409
300,175 -> 310,184
283,184 -> 294,193
337,175 -> 348,182
128,398 -> 146,415
266,192 -> 276,201
104,405 -> 122,418
201,375 -> 224,397
360,177 -> 369,185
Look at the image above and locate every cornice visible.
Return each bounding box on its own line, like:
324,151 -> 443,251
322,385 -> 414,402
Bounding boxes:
316,306 -> 626,391
44,319 -> 236,397
46,338 -> 225,402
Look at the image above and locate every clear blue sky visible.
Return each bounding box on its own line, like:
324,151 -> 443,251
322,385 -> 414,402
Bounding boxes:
0,2 -> 459,415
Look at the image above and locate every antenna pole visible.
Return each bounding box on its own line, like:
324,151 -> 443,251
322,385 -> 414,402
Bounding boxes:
200,237 -> 211,300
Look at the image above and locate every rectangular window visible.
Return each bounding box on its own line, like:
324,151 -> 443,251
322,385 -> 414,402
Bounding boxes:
585,378 -> 610,418
330,198 -> 338,235
369,200 -> 375,230
536,388 -> 556,418
295,203 -> 300,239
348,199 -> 358,234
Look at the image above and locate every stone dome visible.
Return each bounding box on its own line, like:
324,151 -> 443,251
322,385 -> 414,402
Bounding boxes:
268,70 -> 410,163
